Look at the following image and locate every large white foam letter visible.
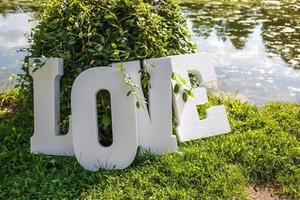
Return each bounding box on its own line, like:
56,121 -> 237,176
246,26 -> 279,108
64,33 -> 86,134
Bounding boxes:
30,58 -> 73,155
113,59 -> 177,154
171,53 -> 231,141
71,67 -> 138,170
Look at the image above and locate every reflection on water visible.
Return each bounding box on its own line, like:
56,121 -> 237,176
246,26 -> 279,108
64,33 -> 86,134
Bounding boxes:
0,12 -> 35,91
0,2 -> 299,105
181,1 -> 300,104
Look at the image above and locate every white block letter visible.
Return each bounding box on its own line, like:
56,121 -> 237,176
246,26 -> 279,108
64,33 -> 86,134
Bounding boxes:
113,59 -> 177,154
30,58 -> 73,155
71,67 -> 138,171
171,53 -> 231,141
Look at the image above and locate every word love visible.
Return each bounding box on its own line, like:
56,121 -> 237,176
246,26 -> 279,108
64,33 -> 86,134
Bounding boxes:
30,53 -> 230,171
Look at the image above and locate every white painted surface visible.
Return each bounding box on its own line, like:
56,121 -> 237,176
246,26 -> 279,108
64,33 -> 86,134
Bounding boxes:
171,53 -> 231,141
113,59 -> 177,154
29,58 -> 73,155
29,53 -> 231,171
71,67 -> 138,170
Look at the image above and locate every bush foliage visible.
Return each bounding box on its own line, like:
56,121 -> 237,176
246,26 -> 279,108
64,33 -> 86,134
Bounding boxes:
20,0 -> 196,142
0,89 -> 20,110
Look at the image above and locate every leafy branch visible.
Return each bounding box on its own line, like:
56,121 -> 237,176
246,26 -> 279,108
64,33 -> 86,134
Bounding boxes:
172,72 -> 194,102
31,57 -> 47,73
139,61 -> 155,110
117,64 -> 147,109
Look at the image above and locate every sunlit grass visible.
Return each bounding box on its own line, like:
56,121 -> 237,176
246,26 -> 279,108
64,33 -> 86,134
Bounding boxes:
1,90 -> 299,199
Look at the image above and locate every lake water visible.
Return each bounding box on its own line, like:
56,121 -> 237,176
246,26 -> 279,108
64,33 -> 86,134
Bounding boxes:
181,1 -> 300,104
0,12 -> 36,90
0,1 -> 300,105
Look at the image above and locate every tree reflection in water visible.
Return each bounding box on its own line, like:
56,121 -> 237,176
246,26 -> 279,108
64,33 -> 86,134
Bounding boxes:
181,1 -> 300,69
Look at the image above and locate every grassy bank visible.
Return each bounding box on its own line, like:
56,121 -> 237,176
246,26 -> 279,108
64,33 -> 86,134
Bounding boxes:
0,0 -> 40,13
0,88 -> 299,199
176,0 -> 297,5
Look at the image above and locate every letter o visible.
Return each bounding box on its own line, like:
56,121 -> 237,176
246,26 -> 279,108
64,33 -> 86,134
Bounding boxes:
71,67 -> 138,171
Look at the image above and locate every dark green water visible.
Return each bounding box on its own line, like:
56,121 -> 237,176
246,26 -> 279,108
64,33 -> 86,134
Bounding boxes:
0,1 -> 300,104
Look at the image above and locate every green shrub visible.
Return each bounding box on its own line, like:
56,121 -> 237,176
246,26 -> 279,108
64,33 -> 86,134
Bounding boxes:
0,88 -> 23,112
20,0 -> 196,142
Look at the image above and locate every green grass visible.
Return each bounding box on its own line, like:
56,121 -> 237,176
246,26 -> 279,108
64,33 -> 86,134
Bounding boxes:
175,0 -> 264,5
0,90 -> 299,199
175,0 -> 297,6
0,0 -> 40,13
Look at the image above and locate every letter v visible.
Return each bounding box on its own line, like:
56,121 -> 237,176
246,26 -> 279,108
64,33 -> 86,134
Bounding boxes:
113,58 -> 177,154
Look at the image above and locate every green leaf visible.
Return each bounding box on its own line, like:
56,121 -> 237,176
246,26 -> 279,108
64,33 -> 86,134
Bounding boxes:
96,44 -> 103,51
67,26 -> 72,31
172,73 -> 177,80
33,59 -> 42,64
117,65 -> 124,71
182,92 -> 188,102
79,31 -> 83,38
188,90 -> 194,98
111,43 -> 117,49
101,115 -> 111,128
179,76 -> 187,85
136,101 -> 141,109
7,74 -> 16,81
68,39 -> 76,46
58,53 -> 65,58
68,17 -> 75,23
104,13 -> 117,20
87,48 -> 97,53
174,83 -> 180,94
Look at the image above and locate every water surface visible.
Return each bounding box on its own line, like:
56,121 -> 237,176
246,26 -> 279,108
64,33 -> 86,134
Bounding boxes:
181,1 -> 300,104
0,2 -> 300,105
0,12 -> 35,90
